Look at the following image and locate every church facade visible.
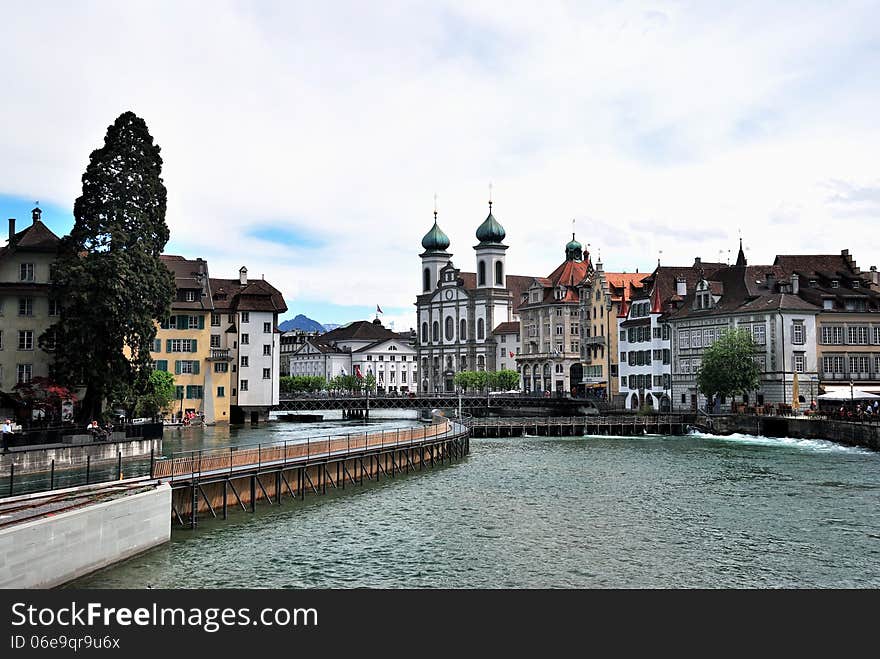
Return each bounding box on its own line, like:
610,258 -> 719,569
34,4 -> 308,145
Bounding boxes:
415,202 -> 532,393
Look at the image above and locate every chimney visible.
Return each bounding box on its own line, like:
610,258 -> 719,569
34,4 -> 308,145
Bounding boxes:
870,265 -> 878,286
765,272 -> 776,290
239,266 -> 248,286
8,218 -> 14,243
791,273 -> 799,295
197,258 -> 205,275
694,257 -> 701,266
676,277 -> 686,296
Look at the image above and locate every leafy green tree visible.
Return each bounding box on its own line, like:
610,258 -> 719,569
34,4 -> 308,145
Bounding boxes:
696,328 -> 761,407
363,373 -> 376,393
44,111 -> 175,421
139,370 -> 176,418
495,369 -> 521,391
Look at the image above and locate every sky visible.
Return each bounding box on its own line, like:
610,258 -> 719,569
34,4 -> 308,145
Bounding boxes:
2,1 -> 880,332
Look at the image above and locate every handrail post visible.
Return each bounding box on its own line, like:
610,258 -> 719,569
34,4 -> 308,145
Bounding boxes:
85,455 -> 90,485
50,459 -> 55,490
229,447 -> 233,475
150,448 -> 155,479
8,463 -> 14,497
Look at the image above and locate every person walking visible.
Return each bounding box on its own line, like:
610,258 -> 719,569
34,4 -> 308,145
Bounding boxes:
1,418 -> 13,453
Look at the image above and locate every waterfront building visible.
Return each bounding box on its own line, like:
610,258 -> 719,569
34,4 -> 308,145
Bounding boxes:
0,206 -> 61,395
492,322 -> 521,378
280,329 -> 320,376
773,250 -> 880,399
209,267 -> 286,423
415,203 -> 533,393
155,255 -> 225,423
516,235 -> 591,395
616,259 -> 725,410
288,320 -> 417,393
578,258 -> 649,402
667,244 -> 820,412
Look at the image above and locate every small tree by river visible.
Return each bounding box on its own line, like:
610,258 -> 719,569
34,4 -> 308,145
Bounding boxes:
696,328 -> 761,409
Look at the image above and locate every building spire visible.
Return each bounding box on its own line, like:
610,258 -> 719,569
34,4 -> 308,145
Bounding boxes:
488,182 -> 493,213
434,192 -> 438,221
735,235 -> 747,267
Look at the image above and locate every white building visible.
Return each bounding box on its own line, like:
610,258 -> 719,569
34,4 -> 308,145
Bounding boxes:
617,259 -> 727,411
665,247 -> 820,412
415,203 -> 533,393
288,320 -> 417,393
210,267 -> 286,423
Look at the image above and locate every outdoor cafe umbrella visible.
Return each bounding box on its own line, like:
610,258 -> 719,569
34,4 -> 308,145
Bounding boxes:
817,388 -> 880,401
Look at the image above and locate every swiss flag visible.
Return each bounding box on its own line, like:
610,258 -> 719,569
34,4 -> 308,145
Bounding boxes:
509,351 -> 514,358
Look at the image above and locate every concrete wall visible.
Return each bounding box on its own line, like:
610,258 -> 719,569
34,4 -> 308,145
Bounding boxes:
711,414 -> 880,451
0,483 -> 171,588
0,438 -> 161,475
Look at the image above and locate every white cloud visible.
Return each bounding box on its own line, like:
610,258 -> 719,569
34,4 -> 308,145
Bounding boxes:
2,1 -> 880,328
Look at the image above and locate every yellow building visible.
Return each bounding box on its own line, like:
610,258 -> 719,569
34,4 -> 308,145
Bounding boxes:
154,255 -> 231,424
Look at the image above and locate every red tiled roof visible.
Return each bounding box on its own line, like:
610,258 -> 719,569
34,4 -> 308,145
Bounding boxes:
493,321 -> 520,334
1,220 -> 61,258
210,277 -> 287,314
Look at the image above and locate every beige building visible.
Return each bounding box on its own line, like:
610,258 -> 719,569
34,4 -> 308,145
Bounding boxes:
517,236 -> 590,395
773,251 -> 880,399
0,206 -> 61,394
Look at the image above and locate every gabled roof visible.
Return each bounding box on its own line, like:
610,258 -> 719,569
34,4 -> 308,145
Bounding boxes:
352,337 -> 417,353
1,220 -> 61,258
161,254 -> 213,311
493,321 -> 520,334
209,277 -> 287,314
319,320 -> 398,343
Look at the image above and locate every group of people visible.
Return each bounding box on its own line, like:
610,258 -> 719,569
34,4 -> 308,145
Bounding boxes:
181,411 -> 204,426
88,419 -> 114,440
834,400 -> 880,421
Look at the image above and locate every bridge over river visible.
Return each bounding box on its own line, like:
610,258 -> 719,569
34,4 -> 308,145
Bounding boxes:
273,393 -> 605,417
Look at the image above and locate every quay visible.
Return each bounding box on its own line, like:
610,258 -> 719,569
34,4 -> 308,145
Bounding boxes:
0,418 -> 469,587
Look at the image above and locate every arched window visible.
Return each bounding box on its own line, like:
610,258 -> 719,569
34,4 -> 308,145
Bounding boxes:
432,321 -> 439,343
477,318 -> 485,340
495,260 -> 503,285
460,319 -> 467,341
477,355 -> 485,371
446,356 -> 453,369
421,322 -> 428,343
478,260 -> 486,286
423,268 -> 431,292
445,316 -> 454,340
461,355 -> 468,370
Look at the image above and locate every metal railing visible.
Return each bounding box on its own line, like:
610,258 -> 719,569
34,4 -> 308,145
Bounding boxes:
154,419 -> 466,482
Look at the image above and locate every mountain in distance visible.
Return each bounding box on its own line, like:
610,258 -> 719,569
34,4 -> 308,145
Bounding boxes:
322,323 -> 341,332
278,314 -> 327,333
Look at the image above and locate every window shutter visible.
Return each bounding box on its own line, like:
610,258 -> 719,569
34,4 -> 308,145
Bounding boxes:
191,339 -> 198,352
166,339 -> 172,352
199,315 -> 205,330
193,360 -> 200,375
175,360 -> 181,375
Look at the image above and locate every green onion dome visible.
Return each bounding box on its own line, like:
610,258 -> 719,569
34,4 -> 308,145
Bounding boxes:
475,203 -> 506,244
566,235 -> 582,252
421,218 -> 450,251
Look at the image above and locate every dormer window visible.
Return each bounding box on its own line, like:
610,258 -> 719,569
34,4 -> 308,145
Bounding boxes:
852,280 -> 860,288
809,279 -> 817,288
830,280 -> 839,288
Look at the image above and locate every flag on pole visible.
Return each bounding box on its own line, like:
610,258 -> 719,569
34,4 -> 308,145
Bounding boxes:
376,305 -> 383,314
354,365 -> 363,379
509,351 -> 515,358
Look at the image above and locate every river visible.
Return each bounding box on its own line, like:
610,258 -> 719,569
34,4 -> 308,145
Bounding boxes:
70,418 -> 880,588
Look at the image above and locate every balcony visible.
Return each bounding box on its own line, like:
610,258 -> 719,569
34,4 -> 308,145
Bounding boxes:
207,348 -> 233,361
583,335 -> 606,346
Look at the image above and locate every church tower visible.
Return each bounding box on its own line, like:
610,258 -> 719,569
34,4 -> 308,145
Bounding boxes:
473,196 -> 507,289
420,204 -> 451,294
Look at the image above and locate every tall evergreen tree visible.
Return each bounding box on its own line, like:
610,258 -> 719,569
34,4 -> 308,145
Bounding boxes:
44,111 -> 175,421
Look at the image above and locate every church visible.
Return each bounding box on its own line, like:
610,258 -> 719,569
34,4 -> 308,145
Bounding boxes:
415,201 -> 533,393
